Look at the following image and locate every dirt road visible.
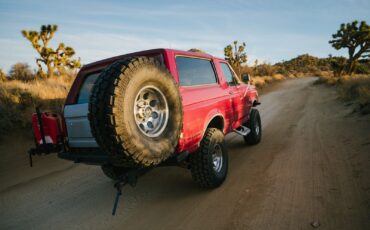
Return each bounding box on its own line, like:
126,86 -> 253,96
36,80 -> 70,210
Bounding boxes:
1,77 -> 369,230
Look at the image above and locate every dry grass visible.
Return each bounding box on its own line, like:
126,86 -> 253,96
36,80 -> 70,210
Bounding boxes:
0,77 -> 73,138
316,74 -> 370,114
339,75 -> 370,114
314,75 -> 339,85
251,74 -> 286,88
251,73 -> 307,88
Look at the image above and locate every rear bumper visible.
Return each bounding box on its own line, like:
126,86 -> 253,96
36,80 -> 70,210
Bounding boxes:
58,148 -> 108,165
58,148 -> 189,167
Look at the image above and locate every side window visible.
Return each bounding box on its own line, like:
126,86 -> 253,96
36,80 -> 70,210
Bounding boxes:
220,63 -> 237,86
77,72 -> 99,104
176,56 -> 217,86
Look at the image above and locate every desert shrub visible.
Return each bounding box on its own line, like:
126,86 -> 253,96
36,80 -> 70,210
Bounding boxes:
355,59 -> 370,74
240,65 -> 253,75
8,63 -> 35,81
293,72 -> 306,78
272,74 -> 285,81
274,54 -> 332,76
254,64 -> 277,76
314,75 -> 339,85
316,74 -> 370,114
0,68 -> 7,82
340,75 -> 370,114
251,76 -> 266,88
0,77 -> 73,138
339,75 -> 370,100
251,74 -> 285,88
328,56 -> 347,77
315,70 -> 332,78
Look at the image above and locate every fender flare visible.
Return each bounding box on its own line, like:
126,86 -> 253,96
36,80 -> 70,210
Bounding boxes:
199,110 -> 226,145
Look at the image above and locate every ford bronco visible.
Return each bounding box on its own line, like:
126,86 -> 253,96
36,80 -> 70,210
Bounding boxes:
29,48 -> 261,213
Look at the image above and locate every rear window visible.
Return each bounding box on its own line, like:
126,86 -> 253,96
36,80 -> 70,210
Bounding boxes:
77,72 -> 99,104
176,56 -> 217,86
76,54 -> 164,104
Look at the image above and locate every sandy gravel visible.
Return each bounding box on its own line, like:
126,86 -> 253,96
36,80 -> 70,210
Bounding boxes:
1,77 -> 369,230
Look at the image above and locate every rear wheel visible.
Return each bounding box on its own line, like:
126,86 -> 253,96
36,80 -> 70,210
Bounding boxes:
244,109 -> 262,145
190,128 -> 228,188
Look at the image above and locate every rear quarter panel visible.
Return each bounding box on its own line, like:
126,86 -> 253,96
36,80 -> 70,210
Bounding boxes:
177,84 -> 232,153
166,51 -> 234,153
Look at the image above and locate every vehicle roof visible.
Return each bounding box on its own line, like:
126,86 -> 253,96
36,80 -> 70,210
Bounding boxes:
82,48 -> 224,70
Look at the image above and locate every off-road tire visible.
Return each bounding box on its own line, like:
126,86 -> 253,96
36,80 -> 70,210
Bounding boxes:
244,109 -> 262,145
190,128 -> 228,188
101,165 -> 128,180
89,57 -> 183,167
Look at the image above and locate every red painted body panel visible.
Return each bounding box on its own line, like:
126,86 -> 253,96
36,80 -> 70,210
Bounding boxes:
64,48 -> 259,154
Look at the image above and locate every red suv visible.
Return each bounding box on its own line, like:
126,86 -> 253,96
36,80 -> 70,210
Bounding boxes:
30,48 -> 261,189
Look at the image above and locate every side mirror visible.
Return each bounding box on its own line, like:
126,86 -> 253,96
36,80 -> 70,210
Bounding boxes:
241,73 -> 251,83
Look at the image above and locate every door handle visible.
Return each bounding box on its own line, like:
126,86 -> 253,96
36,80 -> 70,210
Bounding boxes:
228,91 -> 234,95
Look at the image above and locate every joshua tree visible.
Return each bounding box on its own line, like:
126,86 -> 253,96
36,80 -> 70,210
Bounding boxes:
329,20 -> 370,75
224,41 -> 247,75
21,24 -> 81,78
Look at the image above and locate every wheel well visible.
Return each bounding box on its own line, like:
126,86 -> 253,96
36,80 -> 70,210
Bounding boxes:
207,116 -> 224,131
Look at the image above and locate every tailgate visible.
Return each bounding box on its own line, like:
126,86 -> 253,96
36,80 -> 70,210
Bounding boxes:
64,103 -> 98,148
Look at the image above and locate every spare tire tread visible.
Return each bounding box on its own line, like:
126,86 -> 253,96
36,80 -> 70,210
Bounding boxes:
89,57 -> 182,167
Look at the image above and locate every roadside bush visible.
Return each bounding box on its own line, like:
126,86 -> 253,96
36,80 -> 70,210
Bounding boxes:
339,75 -> 370,112
8,63 -> 35,81
355,60 -> 370,74
316,74 -> 370,114
272,74 -> 285,81
251,74 -> 286,88
0,68 -> 7,82
253,64 -> 277,76
314,74 -> 339,85
0,77 -> 73,138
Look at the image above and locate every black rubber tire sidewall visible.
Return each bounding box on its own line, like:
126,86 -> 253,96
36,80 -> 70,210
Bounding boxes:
244,109 -> 262,145
190,128 -> 228,188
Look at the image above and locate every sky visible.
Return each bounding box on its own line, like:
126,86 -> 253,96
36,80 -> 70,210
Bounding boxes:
0,0 -> 369,72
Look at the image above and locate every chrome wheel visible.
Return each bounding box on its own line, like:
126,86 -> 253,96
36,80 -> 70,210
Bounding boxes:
212,144 -> 223,173
134,85 -> 169,137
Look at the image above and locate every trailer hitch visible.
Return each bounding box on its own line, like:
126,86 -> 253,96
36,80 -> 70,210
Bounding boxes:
111,151 -> 190,215
111,167 -> 152,215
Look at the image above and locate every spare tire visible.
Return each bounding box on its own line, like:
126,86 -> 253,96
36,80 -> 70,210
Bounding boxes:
89,57 -> 183,167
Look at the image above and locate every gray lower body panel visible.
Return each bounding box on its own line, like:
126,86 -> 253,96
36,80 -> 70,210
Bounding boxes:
64,103 -> 99,148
